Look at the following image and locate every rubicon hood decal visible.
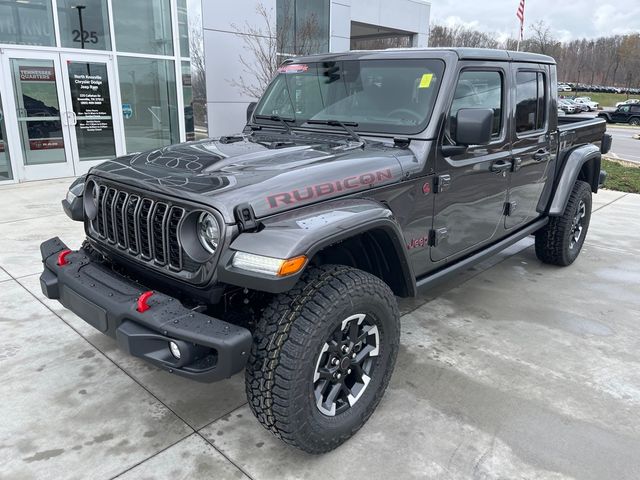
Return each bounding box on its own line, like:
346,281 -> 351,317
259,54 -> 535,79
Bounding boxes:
90,134 -> 408,222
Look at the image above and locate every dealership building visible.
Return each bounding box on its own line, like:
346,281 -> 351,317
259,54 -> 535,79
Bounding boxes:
0,0 -> 430,184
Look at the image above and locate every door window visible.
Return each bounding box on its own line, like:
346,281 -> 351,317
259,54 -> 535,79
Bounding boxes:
448,70 -> 504,141
66,61 -> 116,162
10,59 -> 65,166
515,71 -> 547,133
0,91 -> 14,180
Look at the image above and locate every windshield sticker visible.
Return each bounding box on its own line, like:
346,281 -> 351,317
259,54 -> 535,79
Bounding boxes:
278,64 -> 309,74
419,73 -> 434,89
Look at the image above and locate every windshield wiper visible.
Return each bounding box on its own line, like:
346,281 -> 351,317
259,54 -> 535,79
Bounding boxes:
254,114 -> 296,135
304,119 -> 365,146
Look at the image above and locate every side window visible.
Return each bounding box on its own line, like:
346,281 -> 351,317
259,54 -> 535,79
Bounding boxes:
516,71 -> 547,133
620,106 -> 630,113
631,105 -> 640,114
448,70 -> 503,141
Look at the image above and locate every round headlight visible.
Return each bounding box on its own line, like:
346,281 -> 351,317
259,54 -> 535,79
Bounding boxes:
197,212 -> 220,254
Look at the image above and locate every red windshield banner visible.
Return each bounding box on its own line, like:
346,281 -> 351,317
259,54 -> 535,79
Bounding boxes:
277,64 -> 309,74
19,66 -> 56,82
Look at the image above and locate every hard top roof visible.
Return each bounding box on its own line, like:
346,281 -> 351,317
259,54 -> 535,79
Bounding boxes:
288,47 -> 556,65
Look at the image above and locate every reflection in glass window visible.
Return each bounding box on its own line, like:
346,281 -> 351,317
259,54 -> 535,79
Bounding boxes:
11,59 -> 66,166
0,91 -> 14,180
57,0 -> 111,50
0,0 -> 55,46
112,0 -> 173,55
118,57 -> 179,153
277,0 -> 330,55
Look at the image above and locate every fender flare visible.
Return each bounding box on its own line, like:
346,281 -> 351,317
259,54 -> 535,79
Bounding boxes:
549,144 -> 601,216
217,198 -> 416,296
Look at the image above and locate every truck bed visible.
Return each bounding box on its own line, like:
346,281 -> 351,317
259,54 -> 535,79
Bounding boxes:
558,116 -> 607,151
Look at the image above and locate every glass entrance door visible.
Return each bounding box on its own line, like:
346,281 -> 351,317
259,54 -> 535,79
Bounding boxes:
0,49 -> 123,181
60,53 -> 124,175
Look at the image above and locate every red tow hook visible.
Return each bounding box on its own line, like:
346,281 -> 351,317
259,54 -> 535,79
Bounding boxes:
136,291 -> 154,313
57,249 -> 73,266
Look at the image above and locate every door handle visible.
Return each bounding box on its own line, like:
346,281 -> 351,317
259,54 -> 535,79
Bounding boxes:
490,160 -> 512,174
533,150 -> 550,162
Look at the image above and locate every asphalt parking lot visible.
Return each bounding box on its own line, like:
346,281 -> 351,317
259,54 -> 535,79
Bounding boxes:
1,179 -> 640,480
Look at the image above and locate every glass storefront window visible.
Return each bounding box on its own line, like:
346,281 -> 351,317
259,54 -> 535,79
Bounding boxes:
112,0 -> 173,56
277,0 -> 330,55
178,0 -> 189,58
0,0 -> 55,46
118,57 -> 179,153
57,0 -> 111,50
10,59 -> 66,166
0,91 -> 14,181
182,61 -> 207,141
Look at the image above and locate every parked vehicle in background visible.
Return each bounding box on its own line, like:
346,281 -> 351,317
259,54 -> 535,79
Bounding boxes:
558,84 -> 572,92
598,104 -> 640,125
573,97 -> 599,111
615,99 -> 640,108
559,99 -> 578,114
41,48 -> 611,454
565,98 -> 589,113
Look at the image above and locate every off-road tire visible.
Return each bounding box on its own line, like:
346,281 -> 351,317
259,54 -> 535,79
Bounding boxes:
535,180 -> 592,266
245,265 -> 400,453
629,117 -> 640,126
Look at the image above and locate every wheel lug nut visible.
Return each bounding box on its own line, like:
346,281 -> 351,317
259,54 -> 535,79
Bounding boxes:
351,352 -> 356,359
331,358 -> 339,366
335,372 -> 342,379
347,368 -> 352,374
342,345 -> 350,354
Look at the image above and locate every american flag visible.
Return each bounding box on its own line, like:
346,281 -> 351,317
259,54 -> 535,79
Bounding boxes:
516,0 -> 526,41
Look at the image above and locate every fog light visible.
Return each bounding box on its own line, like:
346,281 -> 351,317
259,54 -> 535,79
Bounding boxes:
169,341 -> 181,359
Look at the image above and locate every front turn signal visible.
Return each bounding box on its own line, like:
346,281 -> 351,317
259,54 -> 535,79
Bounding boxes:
278,255 -> 308,277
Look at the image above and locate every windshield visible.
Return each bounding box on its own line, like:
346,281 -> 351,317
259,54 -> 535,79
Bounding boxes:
253,59 -> 445,135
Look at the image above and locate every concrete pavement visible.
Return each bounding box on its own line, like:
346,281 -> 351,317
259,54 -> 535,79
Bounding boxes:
607,125 -> 640,164
1,179 -> 639,480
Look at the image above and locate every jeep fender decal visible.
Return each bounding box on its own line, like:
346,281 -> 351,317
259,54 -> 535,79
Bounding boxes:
266,169 -> 394,209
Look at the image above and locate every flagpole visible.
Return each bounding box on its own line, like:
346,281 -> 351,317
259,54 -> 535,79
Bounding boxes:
516,0 -> 525,51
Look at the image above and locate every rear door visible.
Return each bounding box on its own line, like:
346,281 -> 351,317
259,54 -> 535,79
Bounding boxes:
612,105 -> 630,123
505,64 -> 553,230
431,63 -> 511,262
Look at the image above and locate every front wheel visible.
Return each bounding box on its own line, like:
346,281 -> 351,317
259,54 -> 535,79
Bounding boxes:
535,180 -> 592,266
245,265 -> 400,453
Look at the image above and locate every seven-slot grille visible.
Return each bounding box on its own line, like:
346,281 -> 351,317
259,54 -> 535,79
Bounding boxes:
91,183 -> 188,271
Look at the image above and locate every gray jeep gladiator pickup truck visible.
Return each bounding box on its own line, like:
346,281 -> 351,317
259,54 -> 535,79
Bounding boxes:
41,48 -> 611,453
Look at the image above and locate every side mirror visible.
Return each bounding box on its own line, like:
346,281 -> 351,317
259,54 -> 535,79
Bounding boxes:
246,102 -> 257,123
454,108 -> 494,146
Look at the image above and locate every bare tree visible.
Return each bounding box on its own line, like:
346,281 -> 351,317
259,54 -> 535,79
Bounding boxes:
229,2 -> 323,99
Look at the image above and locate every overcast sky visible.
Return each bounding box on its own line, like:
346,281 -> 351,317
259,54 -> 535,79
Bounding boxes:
430,0 -> 640,42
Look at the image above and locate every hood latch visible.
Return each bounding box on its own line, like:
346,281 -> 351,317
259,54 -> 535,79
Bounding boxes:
235,203 -> 260,232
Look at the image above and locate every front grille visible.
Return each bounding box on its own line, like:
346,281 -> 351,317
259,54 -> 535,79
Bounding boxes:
89,181 -> 191,274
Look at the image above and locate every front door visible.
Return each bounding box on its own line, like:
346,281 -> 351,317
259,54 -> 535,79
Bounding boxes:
0,49 -> 123,181
431,65 -> 511,262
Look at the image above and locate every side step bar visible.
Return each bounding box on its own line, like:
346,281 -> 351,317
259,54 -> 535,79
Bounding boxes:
416,218 -> 548,292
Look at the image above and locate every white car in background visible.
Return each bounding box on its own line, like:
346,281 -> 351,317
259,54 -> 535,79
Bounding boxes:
573,97 -> 599,111
615,99 -> 640,108
558,84 -> 572,92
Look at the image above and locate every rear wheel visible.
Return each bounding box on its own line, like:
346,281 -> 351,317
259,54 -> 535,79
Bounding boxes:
629,117 -> 640,126
535,180 -> 592,266
245,265 -> 400,453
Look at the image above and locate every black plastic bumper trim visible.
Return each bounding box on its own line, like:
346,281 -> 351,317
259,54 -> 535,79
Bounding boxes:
39,237 -> 252,383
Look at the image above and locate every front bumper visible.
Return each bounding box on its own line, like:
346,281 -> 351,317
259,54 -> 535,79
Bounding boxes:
39,237 -> 252,382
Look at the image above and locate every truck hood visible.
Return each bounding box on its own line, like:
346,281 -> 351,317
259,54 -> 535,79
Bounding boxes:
90,132 -> 407,222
